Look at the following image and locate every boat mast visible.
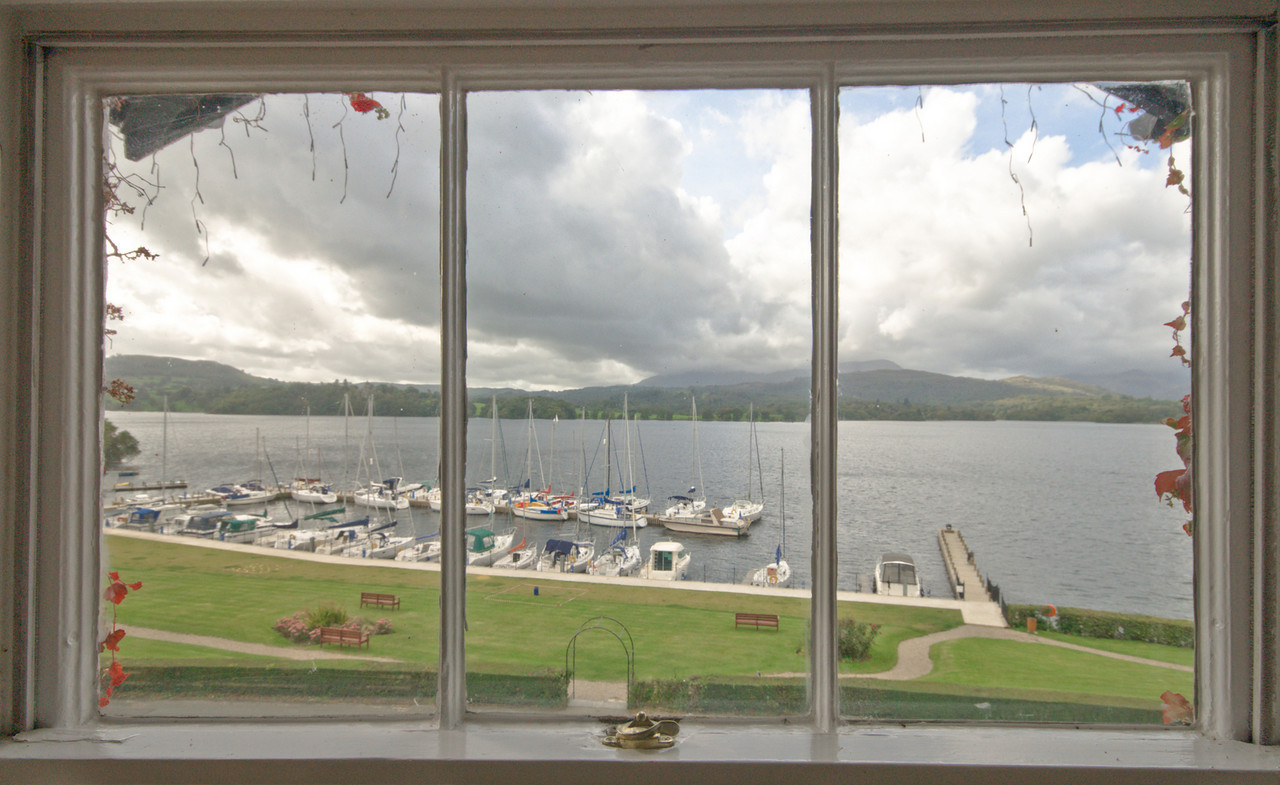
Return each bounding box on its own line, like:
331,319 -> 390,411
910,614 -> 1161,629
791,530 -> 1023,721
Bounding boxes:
692,396 -> 704,502
490,395 -> 498,485
161,395 -> 168,494
624,393 -> 634,499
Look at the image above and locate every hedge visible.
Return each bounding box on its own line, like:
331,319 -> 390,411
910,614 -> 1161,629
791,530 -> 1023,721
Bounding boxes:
1005,604 -> 1193,648
628,678 -> 1162,724
117,666 -> 568,707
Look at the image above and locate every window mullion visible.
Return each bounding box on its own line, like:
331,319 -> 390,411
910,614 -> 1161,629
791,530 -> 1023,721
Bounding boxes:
438,70 -> 467,729
810,67 -> 838,732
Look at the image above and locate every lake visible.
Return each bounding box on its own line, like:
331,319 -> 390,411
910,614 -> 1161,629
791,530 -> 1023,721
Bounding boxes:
103,411 -> 1193,620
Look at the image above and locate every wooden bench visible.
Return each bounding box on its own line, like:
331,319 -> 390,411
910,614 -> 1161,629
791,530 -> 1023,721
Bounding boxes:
360,591 -> 400,610
317,626 -> 370,649
734,612 -> 780,631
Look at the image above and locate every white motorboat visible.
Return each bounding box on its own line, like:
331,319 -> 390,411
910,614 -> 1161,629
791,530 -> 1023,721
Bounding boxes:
659,505 -> 750,537
875,552 -> 922,597
641,540 -> 690,581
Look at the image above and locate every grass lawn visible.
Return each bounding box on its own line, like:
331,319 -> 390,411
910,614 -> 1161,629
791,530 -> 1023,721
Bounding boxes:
1034,631 -> 1195,667
918,637 -> 1193,706
107,533 -> 962,682
104,533 -> 1192,717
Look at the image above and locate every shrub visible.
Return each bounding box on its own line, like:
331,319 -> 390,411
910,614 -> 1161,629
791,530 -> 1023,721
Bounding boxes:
274,604 -> 395,644
1004,604 -> 1193,648
837,618 -> 880,661
305,601 -> 349,630
272,611 -> 312,643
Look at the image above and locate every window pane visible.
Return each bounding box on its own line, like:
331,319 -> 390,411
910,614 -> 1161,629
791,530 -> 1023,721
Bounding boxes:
101,92 -> 441,718
465,89 -> 813,716
837,83 -> 1193,722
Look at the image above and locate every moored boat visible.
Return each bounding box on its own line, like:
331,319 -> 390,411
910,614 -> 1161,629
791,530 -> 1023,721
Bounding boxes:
874,552 -> 922,597
641,540 -> 690,581
658,504 -> 750,537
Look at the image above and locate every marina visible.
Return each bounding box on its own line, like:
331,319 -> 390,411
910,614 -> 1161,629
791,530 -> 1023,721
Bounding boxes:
101,411 -> 1194,620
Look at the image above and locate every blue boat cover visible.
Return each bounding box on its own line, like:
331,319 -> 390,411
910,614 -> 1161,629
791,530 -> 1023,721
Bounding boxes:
544,538 -> 575,555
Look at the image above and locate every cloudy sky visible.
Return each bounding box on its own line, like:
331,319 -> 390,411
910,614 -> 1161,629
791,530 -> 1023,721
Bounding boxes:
105,84 -> 1192,390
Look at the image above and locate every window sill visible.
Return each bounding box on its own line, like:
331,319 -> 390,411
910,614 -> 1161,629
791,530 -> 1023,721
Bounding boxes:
3,720 -> 1279,784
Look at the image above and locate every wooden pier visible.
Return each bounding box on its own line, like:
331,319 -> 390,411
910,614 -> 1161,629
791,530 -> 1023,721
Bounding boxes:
937,525 -> 991,602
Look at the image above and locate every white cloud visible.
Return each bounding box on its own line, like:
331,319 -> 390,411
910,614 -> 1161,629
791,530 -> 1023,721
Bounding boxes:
106,85 -> 1192,391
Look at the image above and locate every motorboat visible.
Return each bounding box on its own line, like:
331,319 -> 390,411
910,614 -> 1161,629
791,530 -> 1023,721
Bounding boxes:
875,552 -> 922,597
641,540 -> 690,581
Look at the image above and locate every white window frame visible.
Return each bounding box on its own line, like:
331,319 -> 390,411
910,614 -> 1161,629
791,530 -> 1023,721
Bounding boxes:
1,4 -> 1278,782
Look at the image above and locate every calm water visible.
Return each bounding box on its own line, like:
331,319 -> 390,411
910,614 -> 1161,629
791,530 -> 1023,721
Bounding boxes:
104,411 -> 1193,620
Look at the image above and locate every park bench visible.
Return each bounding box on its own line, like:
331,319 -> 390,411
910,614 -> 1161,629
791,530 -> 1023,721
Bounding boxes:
360,591 -> 400,610
318,626 -> 370,649
734,612 -> 780,631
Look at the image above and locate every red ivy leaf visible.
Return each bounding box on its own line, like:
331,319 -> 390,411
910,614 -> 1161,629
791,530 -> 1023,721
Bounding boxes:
1164,315 -> 1186,331
108,660 -> 129,687
347,92 -> 389,118
100,628 -> 126,653
1161,691 -> 1194,724
1155,469 -> 1185,500
128,581 -> 142,591
103,581 -> 127,605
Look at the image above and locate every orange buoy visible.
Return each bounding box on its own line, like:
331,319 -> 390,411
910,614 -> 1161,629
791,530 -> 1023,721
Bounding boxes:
1043,604 -> 1058,617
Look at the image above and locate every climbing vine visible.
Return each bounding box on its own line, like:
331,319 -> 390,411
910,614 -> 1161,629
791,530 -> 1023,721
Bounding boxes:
98,571 -> 141,706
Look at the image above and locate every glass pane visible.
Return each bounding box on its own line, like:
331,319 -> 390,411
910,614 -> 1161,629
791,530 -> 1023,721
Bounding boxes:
465,89 -> 812,716
101,92 -> 441,717
837,83 -> 1194,723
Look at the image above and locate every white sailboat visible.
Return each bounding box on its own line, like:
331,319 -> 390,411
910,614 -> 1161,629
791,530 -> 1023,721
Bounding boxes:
749,449 -> 791,588
510,400 -> 569,521
579,395 -> 649,528
352,396 -> 410,511
723,403 -> 764,523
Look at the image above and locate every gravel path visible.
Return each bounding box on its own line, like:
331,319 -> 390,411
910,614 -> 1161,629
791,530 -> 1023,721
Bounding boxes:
859,624 -> 1192,681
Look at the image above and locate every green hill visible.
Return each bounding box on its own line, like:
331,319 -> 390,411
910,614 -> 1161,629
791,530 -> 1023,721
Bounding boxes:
103,354 -> 1181,423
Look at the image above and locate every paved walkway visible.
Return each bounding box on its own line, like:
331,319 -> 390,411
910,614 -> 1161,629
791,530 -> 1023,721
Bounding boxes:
856,624 -> 1192,681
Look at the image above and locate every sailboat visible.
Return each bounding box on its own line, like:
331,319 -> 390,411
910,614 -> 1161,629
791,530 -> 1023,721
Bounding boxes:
749,449 -> 791,588
207,429 -> 275,506
290,404 -> 338,505
352,397 -> 410,511
474,396 -> 510,512
510,400 -> 569,521
658,397 -> 750,536
722,403 -> 764,523
579,395 -> 649,528
588,526 -> 642,577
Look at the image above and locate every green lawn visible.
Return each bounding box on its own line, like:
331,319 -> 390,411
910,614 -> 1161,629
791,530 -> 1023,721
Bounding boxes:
919,637 -> 1193,705
104,533 -> 1192,717
107,534 -> 961,682
1034,631 -> 1195,667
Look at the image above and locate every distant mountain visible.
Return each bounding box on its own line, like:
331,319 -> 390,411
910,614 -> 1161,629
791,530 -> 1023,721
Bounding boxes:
638,359 -> 901,388
1064,369 -> 1190,402
104,354 -> 1182,423
105,355 -> 274,390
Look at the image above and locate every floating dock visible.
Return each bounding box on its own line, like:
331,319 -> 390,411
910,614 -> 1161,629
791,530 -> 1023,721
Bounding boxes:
937,525 -> 991,602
